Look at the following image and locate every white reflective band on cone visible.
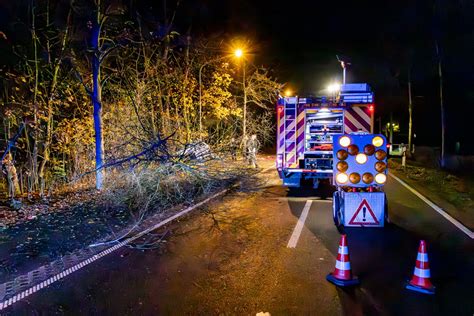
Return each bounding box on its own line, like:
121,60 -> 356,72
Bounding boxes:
417,253 -> 428,262
335,261 -> 351,270
338,246 -> 349,255
414,267 -> 431,278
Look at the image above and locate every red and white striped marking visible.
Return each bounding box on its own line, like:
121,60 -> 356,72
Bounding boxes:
331,235 -> 353,280
408,240 -> 434,290
344,106 -> 372,133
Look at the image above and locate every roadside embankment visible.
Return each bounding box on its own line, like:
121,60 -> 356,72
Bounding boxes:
389,158 -> 474,230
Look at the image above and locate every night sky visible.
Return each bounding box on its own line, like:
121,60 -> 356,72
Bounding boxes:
175,0 -> 474,153
1,0 -> 473,153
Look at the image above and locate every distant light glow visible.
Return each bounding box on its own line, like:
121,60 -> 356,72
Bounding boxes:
284,89 -> 292,97
234,49 -> 243,58
327,82 -> 341,93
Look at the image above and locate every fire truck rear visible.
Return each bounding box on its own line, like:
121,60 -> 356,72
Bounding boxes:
276,83 -> 375,188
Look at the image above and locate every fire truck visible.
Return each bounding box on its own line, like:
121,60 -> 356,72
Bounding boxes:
276,83 -> 375,189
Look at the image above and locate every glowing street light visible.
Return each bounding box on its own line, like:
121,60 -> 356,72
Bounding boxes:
327,82 -> 341,93
284,89 -> 292,97
234,48 -> 243,58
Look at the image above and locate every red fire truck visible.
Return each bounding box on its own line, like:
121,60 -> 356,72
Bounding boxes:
276,83 -> 375,189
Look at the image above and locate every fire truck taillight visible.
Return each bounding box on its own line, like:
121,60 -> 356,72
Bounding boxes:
375,173 -> 387,184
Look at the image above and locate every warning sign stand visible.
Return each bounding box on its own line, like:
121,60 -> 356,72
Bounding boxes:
342,192 -> 385,227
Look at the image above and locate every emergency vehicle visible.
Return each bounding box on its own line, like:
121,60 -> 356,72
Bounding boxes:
276,83 -> 375,189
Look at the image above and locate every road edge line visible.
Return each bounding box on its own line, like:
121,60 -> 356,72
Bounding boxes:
0,165 -> 275,311
0,188 -> 229,311
389,172 -> 474,239
287,200 -> 313,248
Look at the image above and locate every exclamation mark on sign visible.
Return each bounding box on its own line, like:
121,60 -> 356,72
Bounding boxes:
362,207 -> 367,222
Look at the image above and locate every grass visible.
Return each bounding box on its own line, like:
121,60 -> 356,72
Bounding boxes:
389,158 -> 474,228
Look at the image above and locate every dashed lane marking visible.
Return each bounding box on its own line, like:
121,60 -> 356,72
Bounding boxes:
389,172 -> 474,239
287,200 -> 313,248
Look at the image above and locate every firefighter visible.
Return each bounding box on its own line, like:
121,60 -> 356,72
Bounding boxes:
247,134 -> 260,168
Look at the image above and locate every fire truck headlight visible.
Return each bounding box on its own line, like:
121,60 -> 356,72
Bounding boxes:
336,150 -> 348,160
355,153 -> 368,164
349,172 -> 361,184
336,173 -> 349,184
348,144 -> 359,155
339,136 -> 351,147
372,136 -> 384,147
375,149 -> 387,160
336,161 -> 348,172
364,144 -> 375,155
375,161 -> 387,172
375,173 -> 387,184
362,172 -> 374,184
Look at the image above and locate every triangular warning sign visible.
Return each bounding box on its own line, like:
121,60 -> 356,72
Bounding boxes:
348,199 -> 379,225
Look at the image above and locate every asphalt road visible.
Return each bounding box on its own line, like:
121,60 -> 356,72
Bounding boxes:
6,162 -> 474,315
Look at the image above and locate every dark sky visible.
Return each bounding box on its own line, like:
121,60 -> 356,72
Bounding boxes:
1,0 -> 472,152
174,0 -> 473,153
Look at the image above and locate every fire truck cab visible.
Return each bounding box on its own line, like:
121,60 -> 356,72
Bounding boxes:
276,83 -> 374,189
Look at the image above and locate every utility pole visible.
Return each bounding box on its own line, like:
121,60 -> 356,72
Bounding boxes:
408,72 -> 413,155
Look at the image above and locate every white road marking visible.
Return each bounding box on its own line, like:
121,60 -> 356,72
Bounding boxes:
287,200 -> 313,248
389,173 -> 474,239
0,165 -> 275,311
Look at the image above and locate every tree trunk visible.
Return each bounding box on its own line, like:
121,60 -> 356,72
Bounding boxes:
91,4 -> 104,190
31,2 -> 39,192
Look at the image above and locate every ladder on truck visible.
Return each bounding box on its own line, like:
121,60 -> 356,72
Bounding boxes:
284,98 -> 298,168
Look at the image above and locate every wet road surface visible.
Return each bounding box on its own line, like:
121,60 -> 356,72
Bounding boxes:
6,164 -> 474,315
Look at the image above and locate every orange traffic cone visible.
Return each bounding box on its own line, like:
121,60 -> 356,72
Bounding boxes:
406,240 -> 435,294
326,234 -> 359,286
